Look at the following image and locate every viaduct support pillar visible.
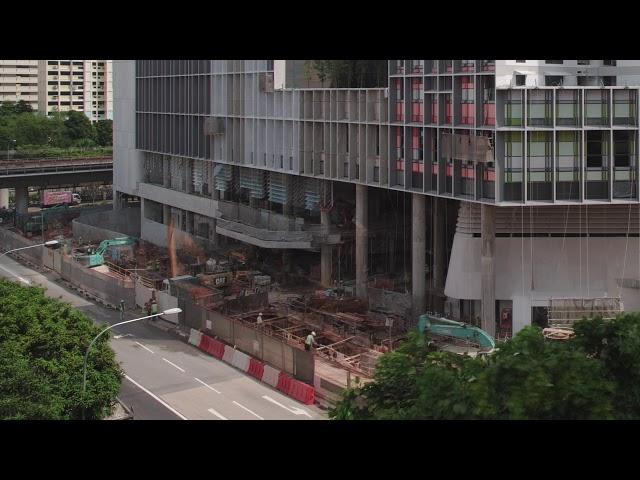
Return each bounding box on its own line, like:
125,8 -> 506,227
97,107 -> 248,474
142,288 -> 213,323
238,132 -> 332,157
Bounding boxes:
355,184 -> 368,299
320,208 -> 332,288
14,185 -> 29,216
481,204 -> 496,337
412,193 -> 426,321
0,188 -> 9,209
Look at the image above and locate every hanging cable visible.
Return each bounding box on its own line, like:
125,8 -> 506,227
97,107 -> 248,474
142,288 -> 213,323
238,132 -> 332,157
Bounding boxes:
521,204 -> 525,299
619,203 -> 632,298
586,204 -> 590,298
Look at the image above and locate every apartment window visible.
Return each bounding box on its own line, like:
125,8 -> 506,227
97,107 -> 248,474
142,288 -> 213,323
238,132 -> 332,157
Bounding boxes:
411,78 -> 423,122
460,76 -> 474,125
613,130 -> 637,199
395,78 -> 404,122
585,90 -> 609,126
528,131 -> 553,200
556,131 -> 581,200
545,60 -> 563,64
545,75 -> 564,86
577,60 -> 591,65
481,60 -> 495,72
515,60 -> 526,63
410,60 -> 423,73
504,90 -> 523,126
602,76 -> 616,86
460,60 -> 475,72
556,89 -> 580,127
515,75 -> 526,86
395,127 -> 405,186
394,60 -> 404,74
603,60 -> 617,66
613,89 -> 637,125
504,131 -> 523,201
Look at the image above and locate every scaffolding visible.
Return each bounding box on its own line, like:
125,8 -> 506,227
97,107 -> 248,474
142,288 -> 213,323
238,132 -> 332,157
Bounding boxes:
547,297 -> 624,327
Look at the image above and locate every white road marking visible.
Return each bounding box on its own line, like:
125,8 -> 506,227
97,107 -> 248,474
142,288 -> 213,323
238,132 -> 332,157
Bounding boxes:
207,408 -> 228,420
262,395 -> 313,418
194,377 -> 221,394
232,401 -> 264,420
124,374 -> 188,420
114,333 -> 133,339
135,341 -> 154,354
163,358 -> 185,372
0,264 -> 31,285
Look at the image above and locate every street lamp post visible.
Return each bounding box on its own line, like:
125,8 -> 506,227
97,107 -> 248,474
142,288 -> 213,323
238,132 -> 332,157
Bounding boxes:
81,307 -> 182,420
0,240 -> 59,258
0,240 -> 59,285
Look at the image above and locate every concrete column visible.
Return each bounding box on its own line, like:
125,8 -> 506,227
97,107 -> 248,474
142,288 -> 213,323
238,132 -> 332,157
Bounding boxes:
355,184 -> 368,299
432,197 -> 446,306
320,209 -> 332,287
0,188 -> 10,209
163,156 -> 171,188
14,185 -> 29,216
481,204 -> 496,337
162,205 -> 170,225
412,194 -> 426,320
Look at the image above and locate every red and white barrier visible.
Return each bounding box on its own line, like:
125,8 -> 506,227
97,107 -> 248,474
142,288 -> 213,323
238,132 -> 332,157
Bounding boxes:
262,365 -> 280,388
188,328 -> 202,347
231,349 -> 250,372
190,330 -> 315,405
222,345 -> 235,364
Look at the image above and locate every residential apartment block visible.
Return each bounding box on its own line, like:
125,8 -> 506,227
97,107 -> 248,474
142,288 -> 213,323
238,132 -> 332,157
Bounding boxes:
38,60 -> 113,121
0,60 -> 39,110
114,60 -> 640,337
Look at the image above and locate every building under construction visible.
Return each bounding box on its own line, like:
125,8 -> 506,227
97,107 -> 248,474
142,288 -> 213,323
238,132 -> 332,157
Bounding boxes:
113,60 -> 640,340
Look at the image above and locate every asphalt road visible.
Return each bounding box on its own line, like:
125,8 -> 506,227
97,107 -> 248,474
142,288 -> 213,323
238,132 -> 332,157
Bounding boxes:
0,251 -> 325,421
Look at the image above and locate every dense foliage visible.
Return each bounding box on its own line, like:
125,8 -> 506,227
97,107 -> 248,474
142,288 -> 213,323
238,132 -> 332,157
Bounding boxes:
0,280 -> 122,419
330,314 -> 640,420
0,101 -> 112,152
309,60 -> 388,88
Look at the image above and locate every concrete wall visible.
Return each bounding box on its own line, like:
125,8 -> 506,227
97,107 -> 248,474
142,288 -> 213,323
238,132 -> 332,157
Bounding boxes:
113,60 -> 143,198
59,255 -> 136,308
72,207 -> 141,242
445,233 -> 640,332
367,286 -> 413,321
195,301 -> 313,383
141,216 -> 216,252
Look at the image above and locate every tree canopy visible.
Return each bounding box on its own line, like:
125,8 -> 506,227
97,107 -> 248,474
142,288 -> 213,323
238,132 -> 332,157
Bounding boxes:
0,280 -> 122,420
0,103 -> 112,151
330,314 -> 640,420
309,60 -> 388,88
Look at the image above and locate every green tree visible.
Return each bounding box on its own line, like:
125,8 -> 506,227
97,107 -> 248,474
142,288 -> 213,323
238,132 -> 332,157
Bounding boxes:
94,119 -> 113,146
330,321 -> 630,420
572,314 -> 640,419
0,280 -> 122,420
14,100 -> 33,114
63,110 -> 95,142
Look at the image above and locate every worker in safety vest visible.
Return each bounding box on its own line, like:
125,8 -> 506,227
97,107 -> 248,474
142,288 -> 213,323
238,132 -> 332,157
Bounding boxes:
305,331 -> 317,352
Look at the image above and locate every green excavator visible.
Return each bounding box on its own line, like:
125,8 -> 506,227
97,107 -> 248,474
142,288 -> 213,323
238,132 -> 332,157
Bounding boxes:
80,237 -> 137,267
417,313 -> 496,352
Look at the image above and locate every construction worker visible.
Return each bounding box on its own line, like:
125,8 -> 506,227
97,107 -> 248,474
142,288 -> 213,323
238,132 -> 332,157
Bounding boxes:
305,331 -> 317,352
256,312 -> 263,325
150,300 -> 159,319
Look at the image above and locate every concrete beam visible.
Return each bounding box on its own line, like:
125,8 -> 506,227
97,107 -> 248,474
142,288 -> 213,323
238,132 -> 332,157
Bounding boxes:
412,194 -> 426,321
355,184 -> 368,299
481,203 -> 496,337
